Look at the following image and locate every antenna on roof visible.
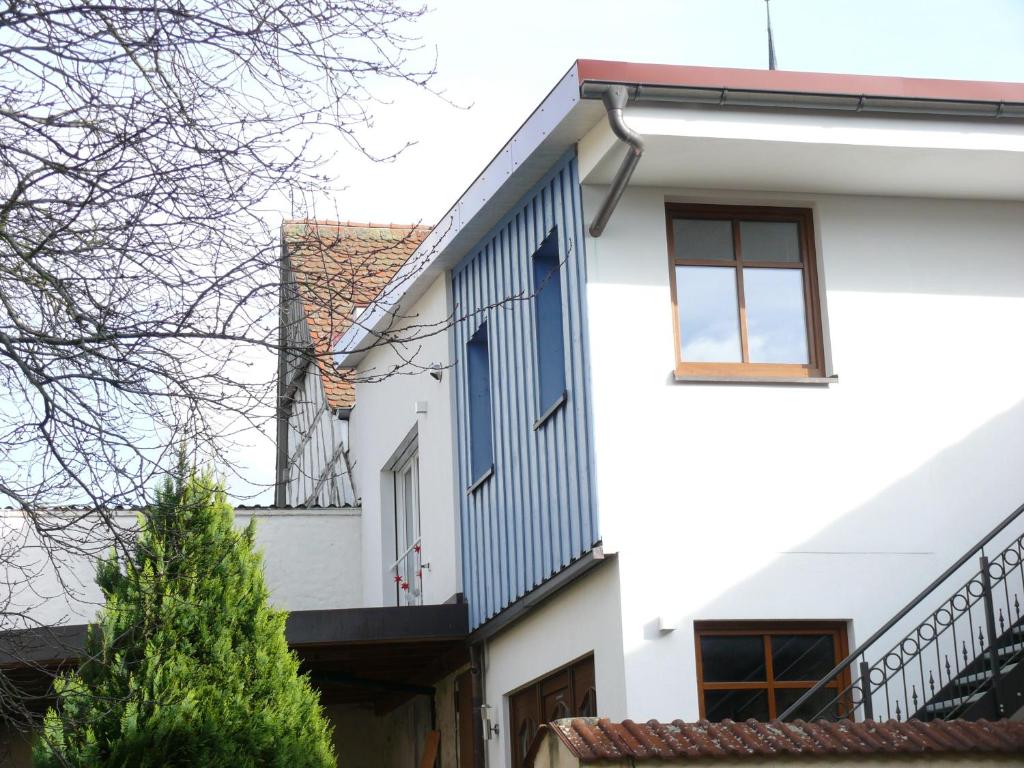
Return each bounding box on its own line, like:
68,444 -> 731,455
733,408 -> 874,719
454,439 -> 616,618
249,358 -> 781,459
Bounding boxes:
765,0 -> 778,71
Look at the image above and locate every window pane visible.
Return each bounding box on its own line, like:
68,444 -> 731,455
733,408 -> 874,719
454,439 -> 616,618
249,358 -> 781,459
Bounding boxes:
673,219 -> 734,261
676,266 -> 741,362
467,323 -> 493,481
704,689 -> 769,722
775,687 -> 841,722
743,268 -> 809,364
700,635 -> 766,682
533,230 -> 566,412
402,467 -> 415,549
740,221 -> 801,263
771,634 -> 836,681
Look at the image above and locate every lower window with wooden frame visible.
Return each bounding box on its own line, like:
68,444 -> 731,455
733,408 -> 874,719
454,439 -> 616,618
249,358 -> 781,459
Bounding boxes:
694,621 -> 849,721
508,655 -> 596,767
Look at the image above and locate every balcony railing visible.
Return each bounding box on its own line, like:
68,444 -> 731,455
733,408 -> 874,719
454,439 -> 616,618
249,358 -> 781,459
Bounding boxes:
391,537 -> 423,607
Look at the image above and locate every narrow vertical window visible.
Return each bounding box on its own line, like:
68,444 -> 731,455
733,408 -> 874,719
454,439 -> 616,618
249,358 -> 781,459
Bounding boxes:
532,229 -> 567,425
392,446 -> 421,606
467,322 -> 493,487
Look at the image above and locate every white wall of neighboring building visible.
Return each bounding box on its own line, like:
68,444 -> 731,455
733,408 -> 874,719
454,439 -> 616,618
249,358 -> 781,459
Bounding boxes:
2,507 -> 362,627
349,273 -> 460,608
482,561 -> 628,767
236,507 -> 363,611
579,177 -> 1024,721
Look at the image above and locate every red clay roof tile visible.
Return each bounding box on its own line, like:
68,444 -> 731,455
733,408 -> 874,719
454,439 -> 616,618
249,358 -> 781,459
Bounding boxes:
282,220 -> 430,410
541,718 -> 1024,761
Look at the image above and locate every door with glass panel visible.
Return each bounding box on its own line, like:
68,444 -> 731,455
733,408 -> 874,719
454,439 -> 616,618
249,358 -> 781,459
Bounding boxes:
393,447 -> 422,606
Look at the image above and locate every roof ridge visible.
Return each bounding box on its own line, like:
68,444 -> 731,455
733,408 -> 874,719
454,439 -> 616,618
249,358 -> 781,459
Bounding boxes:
282,219 -> 430,230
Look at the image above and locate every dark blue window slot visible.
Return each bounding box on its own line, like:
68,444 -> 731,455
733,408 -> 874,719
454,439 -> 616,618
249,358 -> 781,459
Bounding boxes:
532,229 -> 567,420
467,322 -> 493,485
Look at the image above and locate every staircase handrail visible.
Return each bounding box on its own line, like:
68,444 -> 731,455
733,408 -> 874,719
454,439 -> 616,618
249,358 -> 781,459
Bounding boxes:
779,499 -> 1024,721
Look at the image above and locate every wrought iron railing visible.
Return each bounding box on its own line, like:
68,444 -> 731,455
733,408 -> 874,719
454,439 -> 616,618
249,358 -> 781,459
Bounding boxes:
779,501 -> 1024,722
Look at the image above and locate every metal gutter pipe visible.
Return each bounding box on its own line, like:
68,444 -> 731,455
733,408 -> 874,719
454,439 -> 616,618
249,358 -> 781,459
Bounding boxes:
579,81 -> 1024,119
588,85 -> 644,238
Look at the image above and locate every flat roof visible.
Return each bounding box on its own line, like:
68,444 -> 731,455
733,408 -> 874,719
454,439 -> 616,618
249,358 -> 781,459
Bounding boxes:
1,604 -> 470,711
0,604 -> 468,666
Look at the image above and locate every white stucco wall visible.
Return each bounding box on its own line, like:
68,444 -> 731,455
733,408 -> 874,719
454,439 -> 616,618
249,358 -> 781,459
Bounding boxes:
483,561 -> 628,768
3,507 -> 362,627
349,273 -> 460,607
580,181 -> 1024,722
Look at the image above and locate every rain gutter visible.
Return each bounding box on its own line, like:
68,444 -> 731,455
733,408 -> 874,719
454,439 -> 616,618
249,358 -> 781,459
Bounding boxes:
580,81 -> 1024,119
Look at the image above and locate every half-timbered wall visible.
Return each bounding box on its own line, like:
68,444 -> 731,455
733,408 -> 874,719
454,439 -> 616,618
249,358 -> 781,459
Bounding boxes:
277,258 -> 356,508
284,360 -> 355,507
452,150 -> 599,630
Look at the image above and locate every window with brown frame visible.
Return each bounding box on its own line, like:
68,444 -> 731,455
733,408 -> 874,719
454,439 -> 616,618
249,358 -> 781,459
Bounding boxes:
694,621 -> 849,721
508,655 -> 596,767
666,204 -> 825,379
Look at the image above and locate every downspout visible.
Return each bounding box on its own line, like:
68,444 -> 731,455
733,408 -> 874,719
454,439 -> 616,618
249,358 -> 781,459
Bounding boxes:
587,85 -> 644,238
274,234 -> 291,507
470,643 -> 486,768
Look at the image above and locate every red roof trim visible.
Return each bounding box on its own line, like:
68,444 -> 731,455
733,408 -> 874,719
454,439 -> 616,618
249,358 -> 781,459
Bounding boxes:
576,59 -> 1024,105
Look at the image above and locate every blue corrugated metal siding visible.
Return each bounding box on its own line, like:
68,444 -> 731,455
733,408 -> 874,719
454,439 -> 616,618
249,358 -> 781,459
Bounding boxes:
452,150 -> 598,630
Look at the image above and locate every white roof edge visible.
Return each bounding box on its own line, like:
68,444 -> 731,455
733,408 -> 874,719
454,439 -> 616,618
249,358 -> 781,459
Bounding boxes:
333,61 -> 586,368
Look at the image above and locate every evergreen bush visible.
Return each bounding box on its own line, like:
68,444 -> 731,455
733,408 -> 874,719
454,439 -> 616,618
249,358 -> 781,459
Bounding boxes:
35,461 -> 336,767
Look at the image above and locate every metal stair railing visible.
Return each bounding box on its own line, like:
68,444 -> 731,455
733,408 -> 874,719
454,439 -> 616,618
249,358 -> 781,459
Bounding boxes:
779,501 -> 1024,722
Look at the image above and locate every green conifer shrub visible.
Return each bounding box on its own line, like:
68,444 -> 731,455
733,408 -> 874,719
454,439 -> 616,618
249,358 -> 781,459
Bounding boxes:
34,462 -> 336,767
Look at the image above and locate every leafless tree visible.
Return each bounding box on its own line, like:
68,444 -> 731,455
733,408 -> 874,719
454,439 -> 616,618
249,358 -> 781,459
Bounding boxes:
0,0 -> 440,738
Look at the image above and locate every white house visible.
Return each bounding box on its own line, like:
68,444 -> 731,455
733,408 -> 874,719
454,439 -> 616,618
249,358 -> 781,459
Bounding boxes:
327,60 -> 1024,767
5,60 -> 1024,768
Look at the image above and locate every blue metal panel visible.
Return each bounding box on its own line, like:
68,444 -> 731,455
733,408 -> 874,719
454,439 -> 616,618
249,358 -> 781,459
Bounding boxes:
452,150 -> 598,630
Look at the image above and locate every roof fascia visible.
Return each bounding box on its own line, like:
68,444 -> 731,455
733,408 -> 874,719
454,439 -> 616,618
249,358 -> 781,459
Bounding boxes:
577,58 -> 1024,112
577,60 -> 1024,118
333,62 -> 588,368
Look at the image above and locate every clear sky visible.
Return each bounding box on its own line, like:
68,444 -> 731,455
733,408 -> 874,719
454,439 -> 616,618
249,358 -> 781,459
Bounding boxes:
285,0 -> 1024,228
237,0 -> 1024,503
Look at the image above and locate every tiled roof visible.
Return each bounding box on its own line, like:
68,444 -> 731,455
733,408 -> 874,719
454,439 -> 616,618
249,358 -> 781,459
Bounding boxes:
541,718 -> 1024,761
282,220 -> 430,410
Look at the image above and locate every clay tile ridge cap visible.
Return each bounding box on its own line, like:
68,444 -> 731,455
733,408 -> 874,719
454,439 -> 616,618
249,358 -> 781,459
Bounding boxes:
283,219 -> 430,230
541,718 -> 1024,762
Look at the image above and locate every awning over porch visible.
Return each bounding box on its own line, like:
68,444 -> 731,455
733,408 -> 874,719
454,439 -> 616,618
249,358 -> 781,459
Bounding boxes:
0,603 -> 469,714
289,604 -> 469,712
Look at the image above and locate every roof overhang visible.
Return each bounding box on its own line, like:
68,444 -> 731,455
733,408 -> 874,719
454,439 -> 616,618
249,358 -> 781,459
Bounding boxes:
333,62 -> 603,367
334,60 -> 1024,368
1,604 -> 469,713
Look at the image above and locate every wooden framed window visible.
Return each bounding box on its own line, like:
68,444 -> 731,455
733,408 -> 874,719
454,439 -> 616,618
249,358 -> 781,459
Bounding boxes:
508,655 -> 596,767
695,621 -> 849,721
667,204 -> 825,380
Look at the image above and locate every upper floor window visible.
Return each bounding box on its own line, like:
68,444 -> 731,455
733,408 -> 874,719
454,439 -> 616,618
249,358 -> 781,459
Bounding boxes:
532,229 -> 567,425
695,621 -> 848,722
467,322 -> 493,488
667,205 -> 825,380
